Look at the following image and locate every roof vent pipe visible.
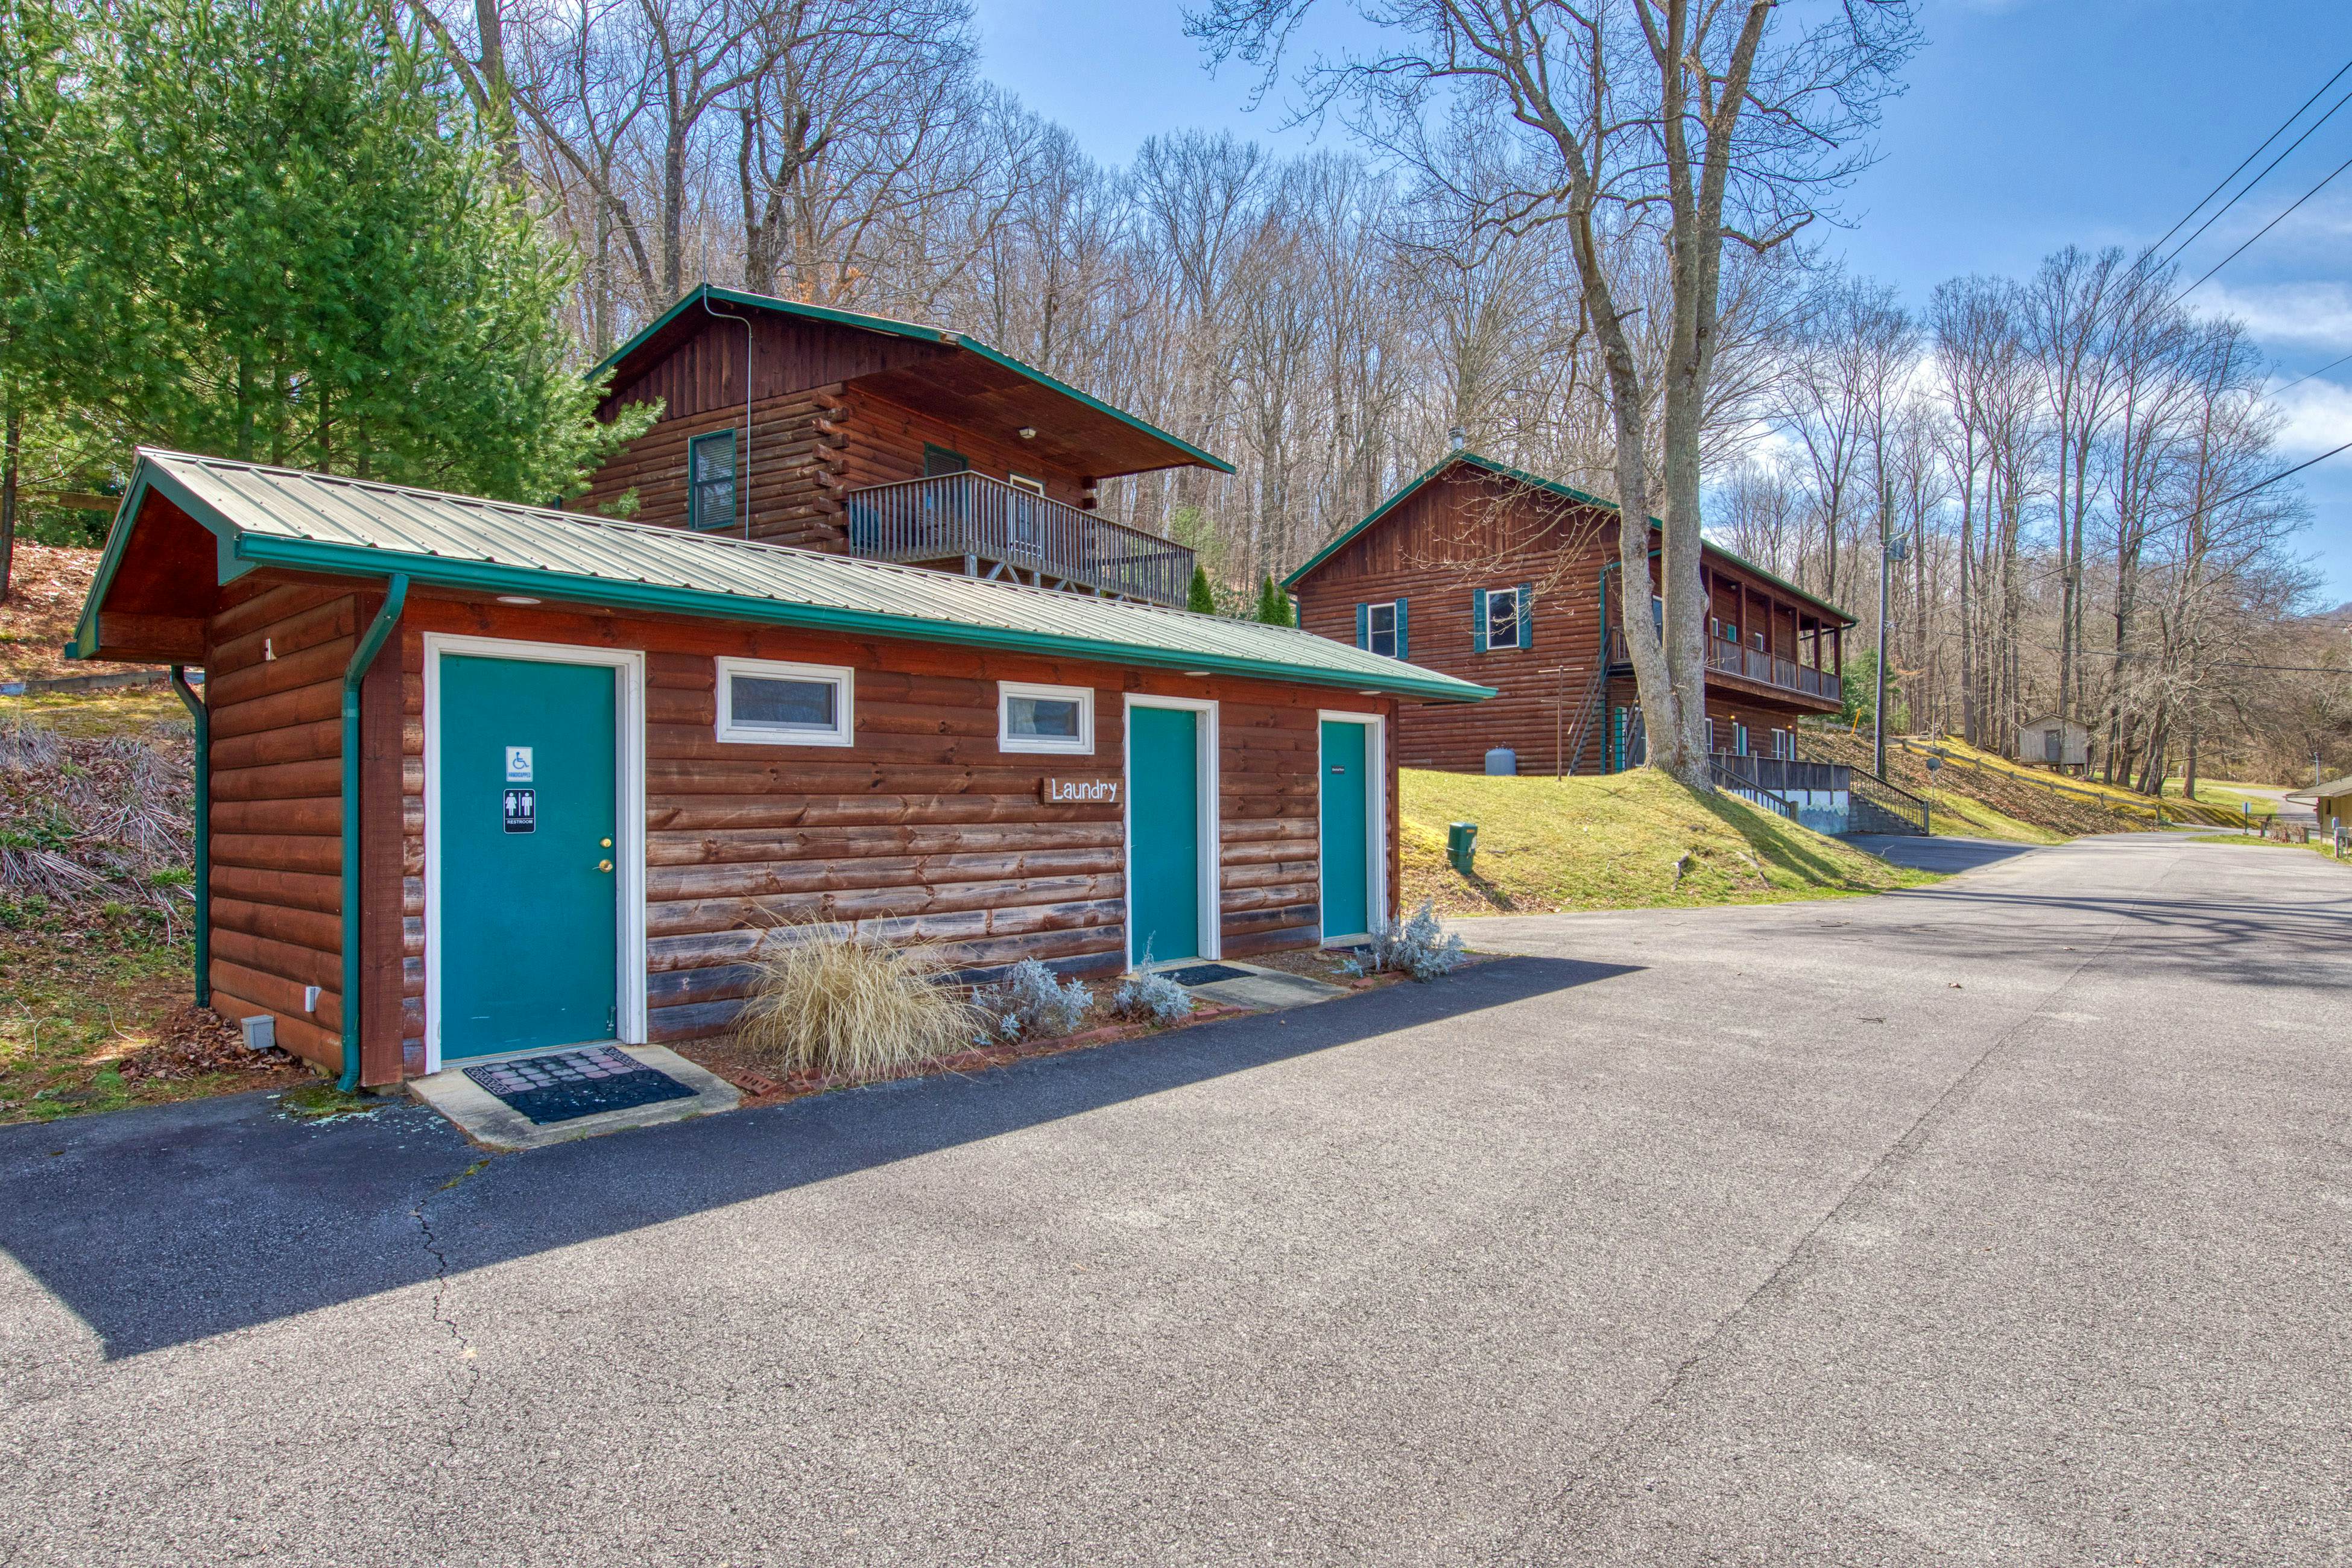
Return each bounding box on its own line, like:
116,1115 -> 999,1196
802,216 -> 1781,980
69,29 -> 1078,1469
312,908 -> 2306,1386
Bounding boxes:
1447,425 -> 1467,452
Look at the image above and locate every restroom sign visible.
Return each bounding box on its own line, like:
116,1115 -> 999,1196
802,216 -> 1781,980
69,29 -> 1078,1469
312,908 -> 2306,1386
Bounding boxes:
503,788 -> 537,833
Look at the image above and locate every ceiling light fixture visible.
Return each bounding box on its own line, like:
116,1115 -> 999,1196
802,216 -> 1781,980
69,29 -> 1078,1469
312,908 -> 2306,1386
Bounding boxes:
1017,426 -> 1037,440
496,595 -> 542,605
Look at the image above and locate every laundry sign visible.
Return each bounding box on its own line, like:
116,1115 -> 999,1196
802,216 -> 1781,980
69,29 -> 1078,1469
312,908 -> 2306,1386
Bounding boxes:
1042,776 -> 1120,805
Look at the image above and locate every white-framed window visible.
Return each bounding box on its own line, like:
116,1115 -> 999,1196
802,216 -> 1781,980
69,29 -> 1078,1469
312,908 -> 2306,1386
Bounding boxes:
1773,728 -> 1795,760
1480,585 -> 1529,651
1705,716 -> 1718,753
1362,600 -> 1401,658
999,680 -> 1093,754
715,657 -> 854,747
1007,473 -> 1046,496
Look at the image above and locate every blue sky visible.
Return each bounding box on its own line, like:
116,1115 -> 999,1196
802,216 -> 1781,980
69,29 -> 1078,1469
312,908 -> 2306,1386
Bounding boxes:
971,0 -> 2352,604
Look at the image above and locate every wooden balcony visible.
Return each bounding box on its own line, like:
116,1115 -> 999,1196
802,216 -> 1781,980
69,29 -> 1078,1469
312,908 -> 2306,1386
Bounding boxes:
1605,628 -> 1843,704
844,472 -> 1194,608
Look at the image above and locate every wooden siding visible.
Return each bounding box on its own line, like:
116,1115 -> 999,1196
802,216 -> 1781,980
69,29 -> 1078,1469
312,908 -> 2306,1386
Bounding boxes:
380,590 -> 1391,1061
1294,466 -> 1841,774
598,309 -> 948,423
202,580 -> 353,1076
577,382 -> 1095,551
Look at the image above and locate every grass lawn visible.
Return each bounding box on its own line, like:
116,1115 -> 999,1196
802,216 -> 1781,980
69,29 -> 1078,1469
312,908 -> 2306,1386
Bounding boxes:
1914,785 -> 2069,845
1399,767 -> 1938,918
2161,776 -> 2287,818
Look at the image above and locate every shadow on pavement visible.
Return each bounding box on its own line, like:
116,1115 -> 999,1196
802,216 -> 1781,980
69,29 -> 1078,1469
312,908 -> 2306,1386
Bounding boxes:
1843,834 -> 2043,874
0,954 -> 1633,1359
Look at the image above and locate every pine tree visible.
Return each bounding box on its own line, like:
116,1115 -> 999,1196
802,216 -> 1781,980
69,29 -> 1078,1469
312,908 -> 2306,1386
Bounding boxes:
1187,563 -> 1218,615
1254,574 -> 1294,625
17,0 -> 646,508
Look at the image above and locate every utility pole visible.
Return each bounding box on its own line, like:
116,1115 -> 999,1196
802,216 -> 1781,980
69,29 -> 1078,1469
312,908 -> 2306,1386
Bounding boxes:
1875,534 -> 1908,779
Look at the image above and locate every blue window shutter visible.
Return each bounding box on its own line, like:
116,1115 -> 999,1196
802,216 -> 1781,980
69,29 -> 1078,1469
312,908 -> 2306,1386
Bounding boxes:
1394,598 -> 1409,660
1472,590 -> 1488,654
1355,602 -> 1368,650
1517,581 -> 1534,649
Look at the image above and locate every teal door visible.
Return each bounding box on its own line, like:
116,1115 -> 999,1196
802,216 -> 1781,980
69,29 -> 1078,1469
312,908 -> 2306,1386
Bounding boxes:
1128,705 -> 1202,965
1319,720 -> 1371,940
438,654 -> 619,1058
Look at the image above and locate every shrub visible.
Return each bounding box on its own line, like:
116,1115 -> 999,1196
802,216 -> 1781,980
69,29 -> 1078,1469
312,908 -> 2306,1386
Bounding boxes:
976,958 -> 1093,1042
1111,968 -> 1192,1025
733,926 -> 978,1082
1343,899 -> 1467,983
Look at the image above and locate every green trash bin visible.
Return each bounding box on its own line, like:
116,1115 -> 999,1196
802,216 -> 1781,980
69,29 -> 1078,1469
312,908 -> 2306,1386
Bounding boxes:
1446,821 -> 1478,876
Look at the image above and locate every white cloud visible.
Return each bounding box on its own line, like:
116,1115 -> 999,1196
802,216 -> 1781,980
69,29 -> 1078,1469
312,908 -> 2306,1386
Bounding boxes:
2269,378 -> 2352,457
2195,280 -> 2352,352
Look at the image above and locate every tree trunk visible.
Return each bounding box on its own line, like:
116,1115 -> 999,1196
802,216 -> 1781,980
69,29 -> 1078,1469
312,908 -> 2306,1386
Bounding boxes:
0,406 -> 18,607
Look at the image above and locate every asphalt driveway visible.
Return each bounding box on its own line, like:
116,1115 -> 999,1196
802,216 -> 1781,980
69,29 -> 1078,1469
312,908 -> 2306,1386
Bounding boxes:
2,833 -> 2346,1564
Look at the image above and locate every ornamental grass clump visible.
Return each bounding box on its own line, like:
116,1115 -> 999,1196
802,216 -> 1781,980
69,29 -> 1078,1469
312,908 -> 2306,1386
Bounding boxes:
977,958 -> 1093,1042
1344,899 -> 1467,982
733,926 -> 979,1083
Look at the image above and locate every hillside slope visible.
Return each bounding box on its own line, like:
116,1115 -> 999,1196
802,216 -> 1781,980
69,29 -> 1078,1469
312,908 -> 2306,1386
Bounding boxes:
1806,730 -> 2144,839
1399,768 -> 1935,917
2,544 -> 155,683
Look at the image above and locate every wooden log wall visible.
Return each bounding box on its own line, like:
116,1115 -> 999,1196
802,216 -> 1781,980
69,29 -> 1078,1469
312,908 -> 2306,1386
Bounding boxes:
1295,466 -> 1850,775
575,382 -> 1095,554
1294,470 -> 1619,775
387,589 -> 1393,1057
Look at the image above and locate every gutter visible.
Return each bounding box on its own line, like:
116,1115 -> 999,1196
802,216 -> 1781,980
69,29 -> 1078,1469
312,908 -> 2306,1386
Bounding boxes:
168,665 -> 209,1007
338,576 -> 408,1092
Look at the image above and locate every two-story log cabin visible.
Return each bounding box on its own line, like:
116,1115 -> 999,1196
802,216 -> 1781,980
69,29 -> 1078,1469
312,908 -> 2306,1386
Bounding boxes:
574,285 -> 1225,607
1286,452 -> 1854,779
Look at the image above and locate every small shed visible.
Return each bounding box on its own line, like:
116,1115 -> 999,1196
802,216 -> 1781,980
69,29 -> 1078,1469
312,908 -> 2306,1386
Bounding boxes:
2308,775 -> 2352,838
2016,713 -> 2091,772
69,450 -> 1491,1088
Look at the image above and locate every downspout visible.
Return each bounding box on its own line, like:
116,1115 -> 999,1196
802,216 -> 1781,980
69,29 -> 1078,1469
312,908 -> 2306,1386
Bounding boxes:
701,291 -> 754,539
1597,560 -> 1617,774
168,665 -> 209,1008
338,576 -> 409,1093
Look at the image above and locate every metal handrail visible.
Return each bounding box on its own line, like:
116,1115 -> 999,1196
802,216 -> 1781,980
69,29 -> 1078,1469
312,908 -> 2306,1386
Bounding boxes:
843,472 -> 1193,607
1712,752 -> 1848,796
1850,767 -> 1930,836
1711,756 -> 1795,819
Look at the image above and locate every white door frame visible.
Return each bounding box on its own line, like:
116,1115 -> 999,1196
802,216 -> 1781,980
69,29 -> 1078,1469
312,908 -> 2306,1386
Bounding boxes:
421,632 -> 648,1072
1121,693 -> 1220,966
1315,710 -> 1386,946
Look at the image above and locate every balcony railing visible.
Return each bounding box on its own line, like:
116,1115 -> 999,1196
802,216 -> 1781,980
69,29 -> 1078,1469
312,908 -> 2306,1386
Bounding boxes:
844,472 -> 1193,608
1712,753 -> 1848,797
1606,628 -> 1844,703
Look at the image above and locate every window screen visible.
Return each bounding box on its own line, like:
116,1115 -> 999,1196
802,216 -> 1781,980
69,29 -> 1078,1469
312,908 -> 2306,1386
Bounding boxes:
689,429 -> 737,531
1485,588 -> 1523,651
999,682 -> 1093,754
714,658 -> 853,746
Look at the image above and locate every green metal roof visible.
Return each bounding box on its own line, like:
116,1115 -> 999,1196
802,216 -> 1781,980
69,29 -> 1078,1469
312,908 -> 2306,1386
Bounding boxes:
72,452 -> 1490,703
1282,451 -> 1856,624
595,285 -> 1234,475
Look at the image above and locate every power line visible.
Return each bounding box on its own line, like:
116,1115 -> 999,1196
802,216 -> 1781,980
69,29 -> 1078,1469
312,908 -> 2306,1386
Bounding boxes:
2172,150 -> 2352,305
2153,82 -> 2352,273
2146,55 -> 2352,256
2271,347 -> 2352,397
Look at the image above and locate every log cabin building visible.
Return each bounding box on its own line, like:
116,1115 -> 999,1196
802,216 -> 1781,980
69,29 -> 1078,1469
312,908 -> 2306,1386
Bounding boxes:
1285,452 -> 1855,780
574,284 -> 1227,608
68,442 -> 1484,1090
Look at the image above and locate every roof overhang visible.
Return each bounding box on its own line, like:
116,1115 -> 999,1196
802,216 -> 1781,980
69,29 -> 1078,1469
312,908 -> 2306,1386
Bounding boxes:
595,285 -> 1233,481
71,452 -> 1489,707
1284,452 -> 1858,625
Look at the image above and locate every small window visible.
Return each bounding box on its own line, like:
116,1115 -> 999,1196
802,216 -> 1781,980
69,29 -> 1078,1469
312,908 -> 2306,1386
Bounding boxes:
1774,729 -> 1795,760
1008,473 -> 1046,496
1484,587 -> 1526,651
689,429 -> 738,531
715,657 -> 853,747
999,681 -> 1093,754
1365,601 -> 1399,659
923,443 -> 969,477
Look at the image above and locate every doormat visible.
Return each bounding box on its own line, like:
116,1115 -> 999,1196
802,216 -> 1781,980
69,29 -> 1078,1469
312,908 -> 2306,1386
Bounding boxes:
463,1045 -> 697,1126
1162,962 -> 1252,987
